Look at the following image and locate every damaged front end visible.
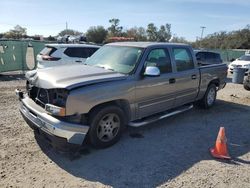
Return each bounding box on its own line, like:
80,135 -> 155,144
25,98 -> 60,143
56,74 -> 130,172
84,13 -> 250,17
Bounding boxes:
26,81 -> 68,117
15,77 -> 89,148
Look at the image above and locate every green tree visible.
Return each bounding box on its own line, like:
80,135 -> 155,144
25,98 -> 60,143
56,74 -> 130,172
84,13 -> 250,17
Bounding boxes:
108,18 -> 123,37
4,25 -> 27,39
58,29 -> 82,36
137,27 -> 147,41
47,35 -> 56,41
170,36 -> 188,43
146,23 -> 158,41
126,27 -> 147,41
86,26 -> 108,44
157,24 -> 171,42
147,23 -> 172,42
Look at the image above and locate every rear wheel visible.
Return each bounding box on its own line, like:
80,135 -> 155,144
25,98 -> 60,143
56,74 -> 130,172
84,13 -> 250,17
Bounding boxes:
88,105 -> 125,148
196,84 -> 217,109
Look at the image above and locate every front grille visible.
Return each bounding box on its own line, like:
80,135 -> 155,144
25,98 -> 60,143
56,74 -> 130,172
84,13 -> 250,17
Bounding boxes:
35,88 -> 49,108
26,81 -> 49,108
26,81 -> 67,108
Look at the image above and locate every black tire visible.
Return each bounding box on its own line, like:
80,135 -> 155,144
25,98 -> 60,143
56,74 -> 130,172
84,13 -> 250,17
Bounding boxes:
196,84 -> 217,109
243,82 -> 250,91
88,105 -> 125,148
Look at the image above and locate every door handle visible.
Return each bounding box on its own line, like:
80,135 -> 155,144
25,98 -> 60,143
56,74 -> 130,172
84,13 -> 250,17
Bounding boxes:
75,60 -> 82,63
191,74 -> 197,79
169,78 -> 176,84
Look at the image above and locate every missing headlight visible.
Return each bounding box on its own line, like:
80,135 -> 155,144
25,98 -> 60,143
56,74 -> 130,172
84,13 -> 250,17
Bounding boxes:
50,88 -> 69,107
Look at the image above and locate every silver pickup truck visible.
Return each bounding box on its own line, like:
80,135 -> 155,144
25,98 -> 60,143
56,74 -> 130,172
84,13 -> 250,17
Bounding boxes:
16,42 -> 227,148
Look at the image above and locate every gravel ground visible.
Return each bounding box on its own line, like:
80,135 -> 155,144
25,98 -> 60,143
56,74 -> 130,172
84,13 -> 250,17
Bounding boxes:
0,73 -> 249,188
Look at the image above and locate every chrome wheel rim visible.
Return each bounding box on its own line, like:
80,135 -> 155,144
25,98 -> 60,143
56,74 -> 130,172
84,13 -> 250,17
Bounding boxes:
97,113 -> 120,142
207,87 -> 216,106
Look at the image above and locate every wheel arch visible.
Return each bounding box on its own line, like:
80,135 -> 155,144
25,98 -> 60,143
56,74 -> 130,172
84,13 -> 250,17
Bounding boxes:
208,79 -> 220,89
88,99 -> 131,124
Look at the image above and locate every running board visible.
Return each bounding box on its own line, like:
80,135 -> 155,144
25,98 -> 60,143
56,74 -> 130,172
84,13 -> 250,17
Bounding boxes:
128,104 -> 193,127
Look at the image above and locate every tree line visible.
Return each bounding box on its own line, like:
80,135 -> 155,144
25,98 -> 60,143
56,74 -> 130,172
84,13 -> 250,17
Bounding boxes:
68,18 -> 173,44
0,18 -> 174,44
193,25 -> 250,49
1,19 -> 250,49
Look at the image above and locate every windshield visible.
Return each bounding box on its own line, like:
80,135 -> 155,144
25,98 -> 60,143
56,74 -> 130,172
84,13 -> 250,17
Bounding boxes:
238,55 -> 250,61
85,45 -> 143,74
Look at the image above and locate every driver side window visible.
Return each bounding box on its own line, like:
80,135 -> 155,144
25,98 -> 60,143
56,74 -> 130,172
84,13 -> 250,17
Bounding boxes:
145,48 -> 172,74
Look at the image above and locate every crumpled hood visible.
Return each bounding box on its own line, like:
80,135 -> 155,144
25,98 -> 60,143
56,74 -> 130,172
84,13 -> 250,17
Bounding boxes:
26,64 -> 127,90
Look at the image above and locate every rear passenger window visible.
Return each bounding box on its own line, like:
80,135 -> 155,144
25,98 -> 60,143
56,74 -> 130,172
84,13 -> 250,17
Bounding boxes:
214,53 -> 222,63
196,52 -> 205,61
205,52 -> 214,61
145,48 -> 172,73
64,47 -> 85,58
64,47 -> 98,58
173,48 -> 194,71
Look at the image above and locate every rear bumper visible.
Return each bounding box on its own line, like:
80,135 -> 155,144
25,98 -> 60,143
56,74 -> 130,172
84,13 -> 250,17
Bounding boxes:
16,89 -> 89,146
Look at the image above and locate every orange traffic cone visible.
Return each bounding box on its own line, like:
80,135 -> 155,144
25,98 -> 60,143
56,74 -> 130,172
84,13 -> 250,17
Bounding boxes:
210,127 -> 231,160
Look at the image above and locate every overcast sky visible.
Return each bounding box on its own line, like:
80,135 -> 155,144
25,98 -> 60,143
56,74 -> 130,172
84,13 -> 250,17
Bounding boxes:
0,0 -> 249,41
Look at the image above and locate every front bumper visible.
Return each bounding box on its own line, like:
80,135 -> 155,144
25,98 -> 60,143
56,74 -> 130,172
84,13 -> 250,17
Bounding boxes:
16,89 -> 89,146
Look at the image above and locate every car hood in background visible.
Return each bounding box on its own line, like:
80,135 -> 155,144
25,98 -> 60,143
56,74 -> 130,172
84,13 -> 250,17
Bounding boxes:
25,64 -> 127,90
230,60 -> 250,66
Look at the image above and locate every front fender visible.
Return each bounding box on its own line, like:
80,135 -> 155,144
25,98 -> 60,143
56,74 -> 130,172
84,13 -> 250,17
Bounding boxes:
65,80 -> 136,116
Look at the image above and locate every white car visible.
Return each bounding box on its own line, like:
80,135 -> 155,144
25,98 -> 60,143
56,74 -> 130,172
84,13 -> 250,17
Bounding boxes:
37,44 -> 100,69
228,54 -> 250,74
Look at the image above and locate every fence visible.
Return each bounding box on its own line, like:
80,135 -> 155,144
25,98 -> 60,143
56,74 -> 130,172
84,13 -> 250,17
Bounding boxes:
211,49 -> 247,64
0,40 -> 46,73
0,40 -> 248,73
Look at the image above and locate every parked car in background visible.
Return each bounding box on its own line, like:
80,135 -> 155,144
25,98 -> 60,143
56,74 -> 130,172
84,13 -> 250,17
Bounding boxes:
228,53 -> 250,74
194,50 -> 223,65
16,42 -> 227,149
37,44 -> 100,68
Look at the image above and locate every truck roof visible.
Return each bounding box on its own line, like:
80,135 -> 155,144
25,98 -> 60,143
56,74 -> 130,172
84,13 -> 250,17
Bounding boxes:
194,50 -> 221,55
106,42 -> 190,48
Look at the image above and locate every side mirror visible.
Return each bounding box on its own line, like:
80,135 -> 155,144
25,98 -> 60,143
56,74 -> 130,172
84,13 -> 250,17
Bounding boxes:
144,66 -> 160,77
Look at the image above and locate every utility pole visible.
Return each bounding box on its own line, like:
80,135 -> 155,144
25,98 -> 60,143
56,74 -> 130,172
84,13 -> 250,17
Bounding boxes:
200,26 -> 206,39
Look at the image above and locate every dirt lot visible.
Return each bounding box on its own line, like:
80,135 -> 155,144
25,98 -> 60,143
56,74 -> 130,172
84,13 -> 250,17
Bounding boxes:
0,73 -> 249,188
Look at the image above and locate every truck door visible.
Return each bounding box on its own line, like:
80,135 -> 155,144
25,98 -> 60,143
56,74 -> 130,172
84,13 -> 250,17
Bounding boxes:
136,48 -> 176,119
171,47 -> 200,107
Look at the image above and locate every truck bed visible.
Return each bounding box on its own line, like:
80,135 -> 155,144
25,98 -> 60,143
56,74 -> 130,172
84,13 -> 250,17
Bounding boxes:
197,63 -> 228,100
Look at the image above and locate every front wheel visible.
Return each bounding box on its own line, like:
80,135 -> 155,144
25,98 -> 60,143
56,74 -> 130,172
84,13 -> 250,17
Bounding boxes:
88,105 -> 125,148
196,84 -> 217,109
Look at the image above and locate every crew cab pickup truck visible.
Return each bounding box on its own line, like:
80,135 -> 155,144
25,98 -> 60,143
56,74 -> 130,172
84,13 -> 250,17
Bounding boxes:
16,42 -> 227,148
